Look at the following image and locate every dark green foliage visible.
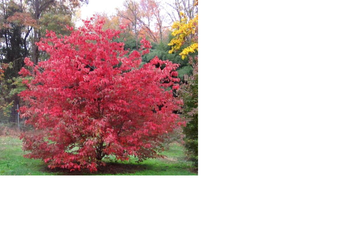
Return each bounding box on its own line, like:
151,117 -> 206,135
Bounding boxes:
118,32 -> 193,81
122,36 -> 141,51
183,73 -> 198,168
142,42 -> 193,81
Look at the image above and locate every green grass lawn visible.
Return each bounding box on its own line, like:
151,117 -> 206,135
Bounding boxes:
0,136 -> 197,175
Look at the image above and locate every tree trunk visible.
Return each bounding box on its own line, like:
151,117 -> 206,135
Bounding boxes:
33,29 -> 40,64
96,143 -> 105,160
32,0 -> 40,64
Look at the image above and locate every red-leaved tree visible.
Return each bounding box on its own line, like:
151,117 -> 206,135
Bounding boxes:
19,17 -> 184,173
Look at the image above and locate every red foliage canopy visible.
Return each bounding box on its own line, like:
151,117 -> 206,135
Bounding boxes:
19,18 -> 184,173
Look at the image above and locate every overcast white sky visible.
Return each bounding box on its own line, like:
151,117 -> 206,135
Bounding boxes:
74,0 -> 177,28
78,0 -> 174,21
79,0 -> 124,19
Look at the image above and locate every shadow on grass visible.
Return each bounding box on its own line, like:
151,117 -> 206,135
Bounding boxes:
41,162 -> 149,175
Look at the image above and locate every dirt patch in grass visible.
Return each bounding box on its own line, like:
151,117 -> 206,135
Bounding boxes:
97,163 -> 147,174
189,167 -> 198,174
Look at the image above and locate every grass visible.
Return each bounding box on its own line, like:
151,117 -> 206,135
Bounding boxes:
0,136 -> 197,175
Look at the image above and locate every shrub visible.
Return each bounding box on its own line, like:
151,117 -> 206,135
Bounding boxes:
19,18 -> 185,172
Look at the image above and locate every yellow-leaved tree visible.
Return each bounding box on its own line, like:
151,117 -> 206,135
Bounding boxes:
168,0 -> 198,60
